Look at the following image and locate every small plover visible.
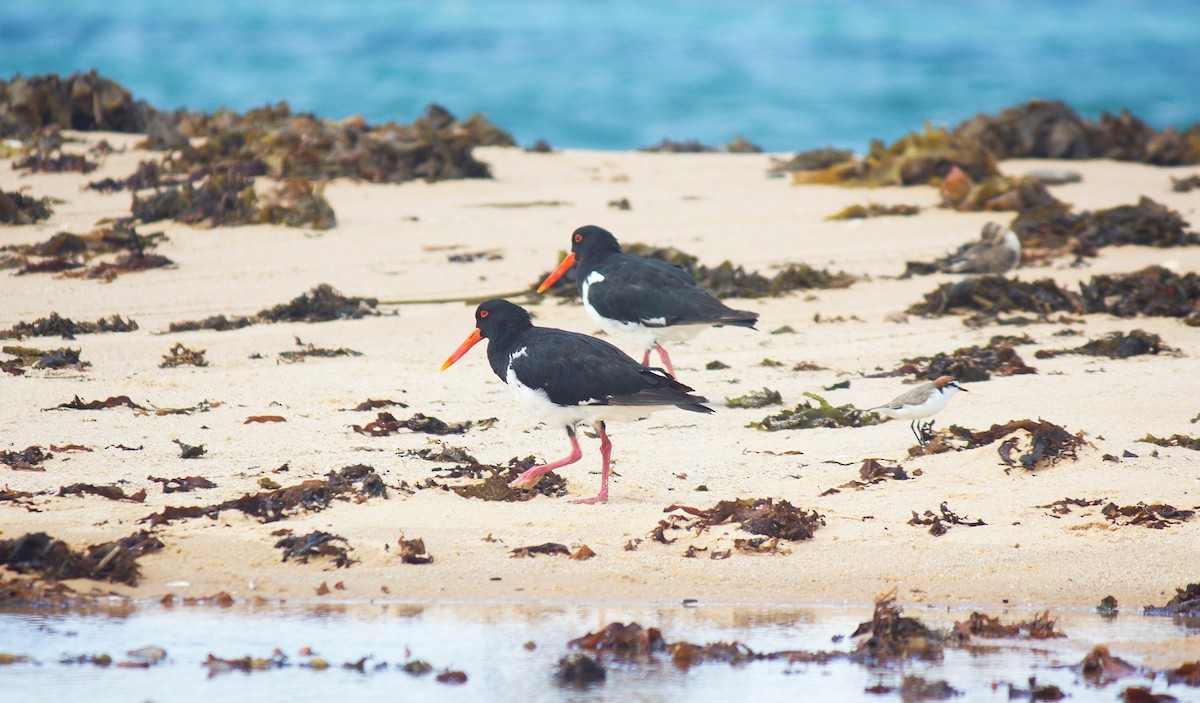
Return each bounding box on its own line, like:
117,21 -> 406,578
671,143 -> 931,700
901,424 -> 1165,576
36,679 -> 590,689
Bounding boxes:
944,222 -> 1021,275
867,376 -> 967,445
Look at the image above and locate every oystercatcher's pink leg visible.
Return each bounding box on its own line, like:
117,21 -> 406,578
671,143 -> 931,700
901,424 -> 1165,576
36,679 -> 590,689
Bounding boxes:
573,422 -> 611,504
509,430 -> 582,490
641,349 -> 652,366
654,344 -> 676,378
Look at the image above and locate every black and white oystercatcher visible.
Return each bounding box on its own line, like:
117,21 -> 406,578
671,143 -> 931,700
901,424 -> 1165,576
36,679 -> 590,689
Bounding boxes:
440,299 -> 713,504
536,225 -> 759,378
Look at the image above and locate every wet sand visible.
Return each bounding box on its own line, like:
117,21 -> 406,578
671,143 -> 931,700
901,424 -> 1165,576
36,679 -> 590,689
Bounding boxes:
2,134 -> 1199,647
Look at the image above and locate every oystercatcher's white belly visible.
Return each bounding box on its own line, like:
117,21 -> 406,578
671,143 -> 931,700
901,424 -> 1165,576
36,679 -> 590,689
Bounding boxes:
581,272 -> 705,351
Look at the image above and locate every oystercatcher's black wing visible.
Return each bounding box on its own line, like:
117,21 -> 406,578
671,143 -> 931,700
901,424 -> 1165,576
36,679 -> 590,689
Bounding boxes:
586,254 -> 758,328
506,328 -> 712,413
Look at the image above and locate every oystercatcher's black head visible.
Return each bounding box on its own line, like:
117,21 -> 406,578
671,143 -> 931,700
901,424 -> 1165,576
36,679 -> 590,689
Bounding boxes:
536,225 -> 622,294
440,299 -> 533,370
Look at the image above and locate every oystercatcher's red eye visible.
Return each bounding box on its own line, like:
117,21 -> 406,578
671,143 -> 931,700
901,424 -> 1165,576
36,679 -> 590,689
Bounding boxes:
479,310 -> 489,318
574,233 -> 583,243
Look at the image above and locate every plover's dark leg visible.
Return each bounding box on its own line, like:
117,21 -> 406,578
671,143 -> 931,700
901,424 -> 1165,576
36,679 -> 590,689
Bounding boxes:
910,420 -> 925,446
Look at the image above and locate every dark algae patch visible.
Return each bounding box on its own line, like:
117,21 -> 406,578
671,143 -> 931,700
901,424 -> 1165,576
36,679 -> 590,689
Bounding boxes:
908,502 -> 986,536
1102,502 -> 1195,529
897,335 -> 1037,383
0,188 -> 54,225
273,530 -> 357,568
353,412 -> 472,436
663,498 -> 824,542
1,446 -> 53,471
140,464 -> 386,526
403,453 -> 569,502
725,387 -> 783,409
1144,583 -> 1200,616
168,283 -> 380,332
1035,330 -> 1178,360
0,312 -> 137,341
1137,434 -> 1200,451
748,392 -> 884,431
0,531 -> 163,586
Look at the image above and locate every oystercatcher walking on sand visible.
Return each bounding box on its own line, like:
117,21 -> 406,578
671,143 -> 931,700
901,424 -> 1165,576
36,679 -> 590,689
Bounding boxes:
536,225 -> 759,378
441,299 -> 713,504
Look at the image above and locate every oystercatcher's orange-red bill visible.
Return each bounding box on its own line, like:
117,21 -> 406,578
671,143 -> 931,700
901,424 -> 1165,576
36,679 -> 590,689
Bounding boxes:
536,252 -> 577,294
440,328 -> 483,370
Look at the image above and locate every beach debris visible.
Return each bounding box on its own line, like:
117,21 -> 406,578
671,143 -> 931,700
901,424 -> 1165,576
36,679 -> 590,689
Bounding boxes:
140,464 -> 387,525
403,441 -> 482,467
274,530 -> 357,568
768,147 -> 855,175
1036,330 -> 1177,360
0,188 -> 54,225
907,275 -> 1082,320
908,502 -> 986,536
158,342 -> 207,368
202,652 -> 288,676
792,123 -> 1000,187
826,203 -> 920,220
1137,434 -> 1200,451
950,611 -> 1064,641
133,171 -> 336,230
168,283 -> 380,332
13,146 -> 96,174
0,530 -> 163,586
510,543 -> 571,558
569,622 -> 667,654
1097,596 -> 1120,616
86,159 -> 178,192
1037,497 -> 1106,517
1173,174 -> 1200,192
820,459 -> 910,496
447,249 -> 503,263
1,445 -> 53,471
349,398 -> 408,412
1102,502 -> 1195,529
553,653 -> 606,686
895,676 -> 961,701
894,335 -> 1037,383
1079,266 -> 1200,322
277,339 -> 362,363
172,439 -> 206,459
725,387 -> 783,409
1144,584 -> 1200,616
0,574 -> 81,607
663,497 -> 824,542
2,221 -> 167,279
954,99 -> 1200,165
0,312 -> 137,341
849,590 -> 944,663
1013,197 -> 1198,265
1076,645 -> 1139,686
396,534 -> 433,564
147,475 -> 217,493
434,457 -> 568,502
58,483 -> 147,503
919,418 -> 1088,468
50,395 -> 148,411
940,171 -> 1063,213
639,135 -> 761,153
748,392 -> 885,431
2,345 -> 90,371
1118,686 -> 1180,702
1163,661 -> 1200,686
0,71 -> 149,138
256,178 -> 336,229
537,241 -> 856,300
353,411 -> 472,436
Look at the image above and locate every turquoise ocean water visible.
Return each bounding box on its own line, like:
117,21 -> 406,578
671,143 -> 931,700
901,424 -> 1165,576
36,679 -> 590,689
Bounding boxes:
2,1 -> 1199,151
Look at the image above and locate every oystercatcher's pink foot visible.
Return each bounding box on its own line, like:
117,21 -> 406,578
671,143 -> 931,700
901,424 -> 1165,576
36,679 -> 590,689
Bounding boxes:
508,433 -> 582,490
653,343 -> 676,378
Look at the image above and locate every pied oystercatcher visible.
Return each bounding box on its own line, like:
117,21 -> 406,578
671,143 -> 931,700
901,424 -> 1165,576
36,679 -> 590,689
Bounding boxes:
441,299 -> 713,504
536,225 -> 759,378
867,376 -> 967,445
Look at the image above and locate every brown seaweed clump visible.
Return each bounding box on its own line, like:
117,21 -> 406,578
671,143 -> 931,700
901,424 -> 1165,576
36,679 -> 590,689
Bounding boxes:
791,123 -> 1000,187
160,342 -> 208,368
748,392 -> 885,431
1137,434 -> 1200,451
0,312 -> 137,340
907,275 -> 1083,320
0,530 -> 163,586
953,100 -> 1200,165
140,464 -> 386,526
912,418 -> 1088,468
1,220 -> 168,279
1013,197 -> 1199,263
950,611 -> 1065,641
132,171 -> 336,230
1079,266 -> 1200,323
1035,330 -> 1178,360
273,530 -> 357,568
725,387 -> 783,409
767,147 -> 856,176
826,203 -> 921,220
0,71 -> 153,138
908,502 -> 986,536
941,172 -> 1063,213
1102,502 -> 1195,529
0,188 -> 54,225
663,498 -> 824,542
900,334 -> 1037,383
849,590 -> 944,663
639,135 -> 761,153
168,283 -> 379,332
1144,583 -> 1200,616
